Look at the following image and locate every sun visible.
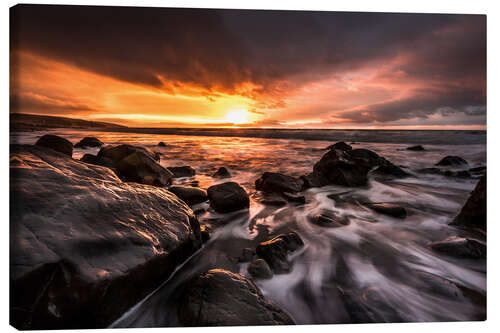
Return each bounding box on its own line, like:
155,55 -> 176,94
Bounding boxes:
224,109 -> 249,125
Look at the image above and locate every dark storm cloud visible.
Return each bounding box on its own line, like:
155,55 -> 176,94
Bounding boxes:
10,5 -> 486,122
10,92 -> 95,114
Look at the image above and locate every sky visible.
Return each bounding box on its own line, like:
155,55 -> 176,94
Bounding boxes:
10,5 -> 486,129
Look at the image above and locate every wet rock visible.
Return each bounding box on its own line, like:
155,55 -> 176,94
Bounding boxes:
178,269 -> 294,326
260,193 -> 288,207
207,182 -> 250,213
212,167 -> 231,178
430,236 -> 486,259
255,172 -> 304,194
327,141 -> 352,151
168,185 -> 208,206
158,141 -> 166,147
116,151 -> 173,186
74,137 -> 103,148
365,203 -> 407,218
256,232 -> 304,274
282,192 -> 306,204
469,166 -> 486,174
200,225 -> 210,243
248,259 -> 273,279
307,148 -> 403,188
311,213 -> 350,228
406,145 -> 425,151
97,144 -> 159,163
35,134 -> 73,157
451,174 -> 486,230
418,168 -> 471,178
238,248 -> 255,263
10,144 -> 202,330
80,153 -> 99,165
371,164 -> 409,178
436,155 -> 468,166
167,166 -> 196,178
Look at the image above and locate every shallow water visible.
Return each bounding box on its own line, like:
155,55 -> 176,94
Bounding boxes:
11,129 -> 487,325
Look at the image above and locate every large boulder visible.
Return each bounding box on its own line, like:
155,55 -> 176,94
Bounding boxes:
451,174 -> 486,230
255,172 -> 304,194
436,156 -> 468,166
93,144 -> 172,186
35,134 -> 73,157
97,144 -> 159,163
178,269 -> 294,326
326,141 -> 352,151
74,137 -> 103,148
168,185 -> 208,206
10,144 -> 202,330
116,151 -> 173,186
207,182 -> 250,213
167,166 -> 196,178
256,232 -> 304,274
305,148 -> 394,187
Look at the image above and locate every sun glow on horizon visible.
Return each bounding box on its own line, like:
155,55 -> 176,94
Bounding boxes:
224,108 -> 250,125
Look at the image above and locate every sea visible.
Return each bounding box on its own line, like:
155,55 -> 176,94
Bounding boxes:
10,128 -> 487,326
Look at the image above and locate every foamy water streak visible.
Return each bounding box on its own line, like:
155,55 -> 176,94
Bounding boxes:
11,129 -> 486,325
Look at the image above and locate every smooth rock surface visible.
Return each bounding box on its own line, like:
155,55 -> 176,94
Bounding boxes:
74,137 -> 103,148
436,156 -> 468,166
10,144 -> 202,329
452,174 -> 486,230
430,237 -> 486,259
255,172 -> 304,193
168,185 -> 208,206
256,232 -> 304,274
365,203 -> 408,219
35,134 -> 73,157
207,182 -> 250,213
178,269 -> 294,326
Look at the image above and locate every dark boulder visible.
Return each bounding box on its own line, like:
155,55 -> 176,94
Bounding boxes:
469,166 -> 486,174
116,151 -> 173,186
248,259 -> 273,279
365,203 -> 407,219
167,166 -> 196,178
282,192 -> 306,204
451,174 -> 486,230
256,232 -> 304,274
310,213 -> 350,228
436,156 -> 468,166
97,144 -> 159,163
418,168 -> 471,178
158,142 -> 166,147
212,167 -> 231,178
74,137 -> 103,148
406,145 -> 425,151
200,225 -> 210,243
178,269 -> 294,326
327,141 -> 352,151
80,154 -> 99,165
238,248 -> 255,263
169,185 -> 208,206
207,182 -> 250,213
255,172 -> 304,194
35,134 -> 73,157
371,164 -> 409,178
430,237 -> 486,259
10,144 -> 202,330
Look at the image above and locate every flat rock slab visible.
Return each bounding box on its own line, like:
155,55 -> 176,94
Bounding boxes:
365,203 -> 408,219
178,269 -> 294,326
10,144 -> 202,329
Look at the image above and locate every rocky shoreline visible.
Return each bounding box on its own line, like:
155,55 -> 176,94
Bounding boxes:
10,135 -> 486,329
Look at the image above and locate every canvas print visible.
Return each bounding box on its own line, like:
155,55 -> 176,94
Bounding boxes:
9,4 -> 486,330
